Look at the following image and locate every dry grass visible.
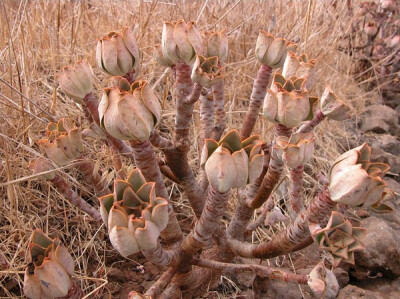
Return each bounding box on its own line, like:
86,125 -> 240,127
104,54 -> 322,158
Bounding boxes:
0,0 -> 380,297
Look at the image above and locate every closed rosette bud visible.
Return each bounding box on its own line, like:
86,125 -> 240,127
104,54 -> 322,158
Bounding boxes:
263,74 -> 313,128
275,133 -> 315,168
364,22 -> 378,37
99,80 -> 161,141
28,158 -> 55,180
191,55 -> 223,88
161,20 -> 203,65
282,52 -> 317,90
329,143 -> 391,207
320,87 -> 351,121
202,29 -> 228,62
23,229 -> 74,299
154,44 -> 176,67
58,60 -> 93,104
201,130 -> 264,192
255,30 -> 297,68
98,169 -> 169,257
38,119 -> 83,166
312,212 -> 367,267
307,261 -> 339,298
96,27 -> 140,76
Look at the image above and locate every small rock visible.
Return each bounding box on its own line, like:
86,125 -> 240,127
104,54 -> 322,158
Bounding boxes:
106,267 -> 125,281
359,105 -> 399,135
366,134 -> 400,156
355,216 -> 400,278
337,284 -> 384,299
387,153 -> 400,175
333,267 -> 350,289
385,177 -> 400,195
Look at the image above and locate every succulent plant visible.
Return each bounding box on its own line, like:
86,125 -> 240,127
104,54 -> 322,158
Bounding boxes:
202,29 -> 229,62
282,52 -> 316,90
255,30 -> 297,68
161,19 -> 203,64
263,73 -> 315,128
191,55 -> 223,88
201,130 -> 264,192
58,60 -> 93,104
38,119 -> 84,166
320,87 -> 351,121
312,211 -> 367,267
274,132 -> 315,169
23,229 -> 74,299
96,27 -> 140,77
98,169 -> 169,257
98,80 -> 161,141
329,143 -> 390,207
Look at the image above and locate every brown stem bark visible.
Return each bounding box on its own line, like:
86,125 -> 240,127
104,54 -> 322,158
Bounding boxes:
129,139 -> 182,243
75,158 -> 111,197
141,242 -> 181,268
199,88 -> 214,141
211,80 -> 226,141
240,64 -> 272,139
289,164 -> 304,218
248,124 -> 292,209
191,258 -> 308,284
50,175 -> 101,222
178,186 -> 230,276
174,63 -> 194,151
144,267 -> 176,298
246,195 -> 275,233
228,189 -> 335,259
296,110 -> 326,134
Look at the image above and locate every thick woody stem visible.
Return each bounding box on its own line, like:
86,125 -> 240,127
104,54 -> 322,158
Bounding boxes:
174,63 -> 194,151
130,139 -> 182,243
144,267 -> 176,298
60,281 -> 84,299
296,110 -> 326,134
248,124 -> 292,209
141,242 -> 181,268
159,282 -> 181,299
83,93 -> 132,155
246,195 -> 275,233
289,165 -> 304,219
178,186 -> 229,274
110,146 -> 125,180
191,258 -> 308,284
199,88 -> 214,141
182,186 -> 230,254
211,80 -> 226,141
150,130 -> 173,150
241,64 -> 272,139
75,158 -> 111,197
228,189 -> 335,259
50,175 -> 101,222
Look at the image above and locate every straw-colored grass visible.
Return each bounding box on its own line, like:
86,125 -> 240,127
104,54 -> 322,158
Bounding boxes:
0,0 -> 381,297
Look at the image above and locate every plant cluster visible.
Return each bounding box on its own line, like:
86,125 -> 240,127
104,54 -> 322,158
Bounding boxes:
25,19 -> 394,298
